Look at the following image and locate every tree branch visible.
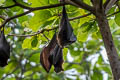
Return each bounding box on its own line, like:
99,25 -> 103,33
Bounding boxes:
8,27 -> 58,37
42,33 -> 50,41
95,2 -> 120,78
69,13 -> 91,21
1,66 -> 19,80
12,0 -> 32,10
104,0 -> 110,8
7,13 -> 92,37
0,2 -> 68,29
0,15 -> 5,20
100,0 -> 103,9
0,4 -> 16,9
107,10 -> 120,17
69,0 -> 94,13
104,0 -> 118,13
65,61 -> 83,65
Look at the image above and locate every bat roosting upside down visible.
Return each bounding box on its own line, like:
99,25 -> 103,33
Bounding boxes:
40,6 -> 77,73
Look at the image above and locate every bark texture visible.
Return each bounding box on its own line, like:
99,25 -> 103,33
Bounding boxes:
95,7 -> 120,80
70,0 -> 120,79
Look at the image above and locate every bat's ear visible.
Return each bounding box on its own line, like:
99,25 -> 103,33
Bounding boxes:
57,6 -> 77,48
40,47 -> 52,72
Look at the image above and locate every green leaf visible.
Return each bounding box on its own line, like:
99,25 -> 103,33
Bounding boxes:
83,0 -> 91,5
31,36 -> 38,48
86,40 -> 98,50
24,71 -> 33,77
28,10 -> 52,31
49,0 -> 59,4
0,68 -> 4,78
68,43 -> 83,57
77,28 -> 89,42
4,0 -> 14,6
77,21 -> 97,42
4,27 -> 11,34
22,38 -> 32,49
0,0 -> 5,6
29,53 -> 40,63
63,48 -> 68,60
91,66 -> 103,80
115,12 -> 120,26
28,0 -> 49,7
107,6 -> 116,15
4,62 -> 18,73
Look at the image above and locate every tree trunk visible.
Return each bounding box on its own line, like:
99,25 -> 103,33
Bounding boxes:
96,10 -> 120,80
69,0 -> 120,79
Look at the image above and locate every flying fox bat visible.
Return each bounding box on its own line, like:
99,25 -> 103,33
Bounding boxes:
40,33 -> 57,72
0,30 -> 10,67
57,6 -> 77,48
40,33 -> 64,73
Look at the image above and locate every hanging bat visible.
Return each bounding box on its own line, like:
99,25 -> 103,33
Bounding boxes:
40,33 -> 57,72
57,6 -> 77,48
40,33 -> 64,73
0,30 -> 10,67
49,44 -> 64,73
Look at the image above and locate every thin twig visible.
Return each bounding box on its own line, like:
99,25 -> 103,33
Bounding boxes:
69,13 -> 92,21
70,0 -> 94,13
107,10 -> 120,17
0,15 -> 5,20
1,66 -> 19,80
104,0 -> 118,13
42,33 -> 50,41
12,0 -> 32,10
8,27 -> 58,37
65,61 -> 83,65
0,4 -> 16,9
